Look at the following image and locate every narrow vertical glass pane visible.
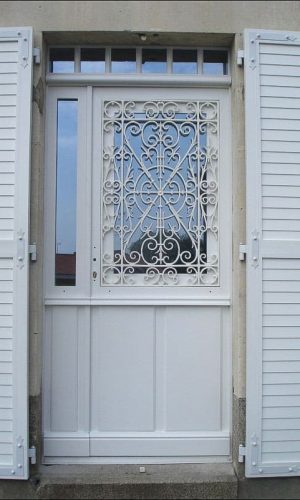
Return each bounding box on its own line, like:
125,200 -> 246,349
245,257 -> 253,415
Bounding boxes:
111,48 -> 136,73
203,50 -> 228,75
173,49 -> 197,74
55,100 -> 78,286
142,49 -> 167,73
80,48 -> 106,73
49,48 -> 75,73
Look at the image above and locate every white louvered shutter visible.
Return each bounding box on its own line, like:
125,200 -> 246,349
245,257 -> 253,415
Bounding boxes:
0,28 -> 32,479
245,29 -> 300,477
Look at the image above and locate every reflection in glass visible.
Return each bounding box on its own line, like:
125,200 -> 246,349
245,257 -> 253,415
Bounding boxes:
142,49 -> 167,73
203,50 -> 228,75
55,100 -> 78,286
111,48 -> 136,73
113,115 -> 207,274
49,48 -> 75,73
81,48 -> 105,73
173,49 -> 197,74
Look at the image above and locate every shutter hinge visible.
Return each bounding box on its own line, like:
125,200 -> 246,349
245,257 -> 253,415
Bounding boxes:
239,243 -> 247,261
238,444 -> 246,463
33,47 -> 41,65
29,243 -> 37,262
237,50 -> 244,67
251,230 -> 259,268
28,446 -> 36,465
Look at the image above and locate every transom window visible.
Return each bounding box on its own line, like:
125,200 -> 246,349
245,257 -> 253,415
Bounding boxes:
49,47 -> 229,76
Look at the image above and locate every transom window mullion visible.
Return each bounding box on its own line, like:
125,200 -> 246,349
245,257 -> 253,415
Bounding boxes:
198,49 -> 203,75
167,48 -> 172,74
136,48 -> 142,73
106,48 -> 111,73
74,47 -> 81,73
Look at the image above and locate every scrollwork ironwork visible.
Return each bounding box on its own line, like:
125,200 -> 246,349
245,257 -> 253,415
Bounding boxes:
101,100 -> 219,286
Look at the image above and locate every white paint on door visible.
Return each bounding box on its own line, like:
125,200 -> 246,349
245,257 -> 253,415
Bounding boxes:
43,86 -> 232,463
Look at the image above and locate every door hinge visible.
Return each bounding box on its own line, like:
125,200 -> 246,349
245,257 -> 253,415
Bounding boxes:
239,243 -> 247,261
238,444 -> 246,463
33,47 -> 41,65
29,243 -> 37,262
237,50 -> 244,67
28,446 -> 36,465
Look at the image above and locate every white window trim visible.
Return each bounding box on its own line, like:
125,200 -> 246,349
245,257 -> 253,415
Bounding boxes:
46,73 -> 231,88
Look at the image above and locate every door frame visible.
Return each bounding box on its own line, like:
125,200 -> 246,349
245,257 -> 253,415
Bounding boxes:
43,82 -> 233,464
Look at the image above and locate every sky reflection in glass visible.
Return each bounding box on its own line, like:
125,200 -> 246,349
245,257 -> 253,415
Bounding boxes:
203,50 -> 228,75
173,49 -> 197,74
112,112 -> 207,273
111,48 -> 136,73
49,48 -> 75,73
81,48 -> 105,73
142,49 -> 167,73
55,100 -> 78,286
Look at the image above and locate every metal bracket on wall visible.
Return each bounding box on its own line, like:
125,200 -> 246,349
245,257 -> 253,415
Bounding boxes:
28,446 -> 36,465
29,243 -> 37,262
237,50 -> 244,66
238,444 -> 246,463
239,244 -> 247,261
33,48 -> 41,65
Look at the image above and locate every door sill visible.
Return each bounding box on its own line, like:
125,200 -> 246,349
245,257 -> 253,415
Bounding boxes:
43,456 -> 232,465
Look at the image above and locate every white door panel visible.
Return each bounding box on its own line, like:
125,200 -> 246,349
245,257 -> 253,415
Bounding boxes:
91,306 -> 155,432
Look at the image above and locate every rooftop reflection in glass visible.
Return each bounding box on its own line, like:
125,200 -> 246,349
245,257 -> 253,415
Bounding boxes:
49,48 -> 75,73
173,49 -> 197,74
203,50 -> 228,75
81,48 -> 105,73
142,49 -> 167,73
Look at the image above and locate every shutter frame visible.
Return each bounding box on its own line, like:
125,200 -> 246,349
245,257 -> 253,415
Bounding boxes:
245,28 -> 300,478
0,27 -> 32,480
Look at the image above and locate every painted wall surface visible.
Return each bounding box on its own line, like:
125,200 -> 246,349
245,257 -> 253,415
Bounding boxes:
0,0 -> 299,431
0,1 -> 300,34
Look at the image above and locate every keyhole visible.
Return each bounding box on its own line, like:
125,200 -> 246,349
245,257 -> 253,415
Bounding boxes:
93,271 -> 97,279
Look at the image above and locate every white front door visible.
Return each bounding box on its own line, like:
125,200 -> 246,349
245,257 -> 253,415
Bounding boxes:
43,86 -> 232,463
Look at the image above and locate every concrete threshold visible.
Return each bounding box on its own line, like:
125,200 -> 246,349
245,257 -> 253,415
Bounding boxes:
27,463 -> 238,499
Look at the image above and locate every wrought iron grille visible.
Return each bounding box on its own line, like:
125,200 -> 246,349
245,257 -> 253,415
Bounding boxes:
101,100 -> 219,286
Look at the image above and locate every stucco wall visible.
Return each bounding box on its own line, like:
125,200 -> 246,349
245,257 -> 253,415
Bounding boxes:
1,1 -> 300,35
0,0 -> 299,460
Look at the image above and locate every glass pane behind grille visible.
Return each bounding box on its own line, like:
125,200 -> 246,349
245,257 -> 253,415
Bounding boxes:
101,100 -> 219,286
